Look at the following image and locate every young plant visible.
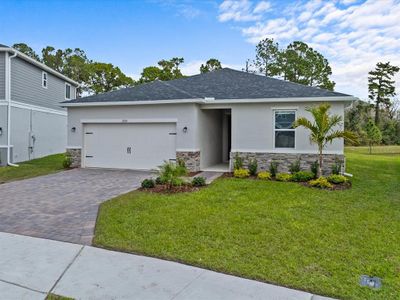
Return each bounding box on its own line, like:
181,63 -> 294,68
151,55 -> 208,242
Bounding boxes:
310,160 -> 319,179
291,171 -> 314,182
257,171 -> 271,180
269,161 -> 279,178
233,154 -> 243,170
276,173 -> 292,182
158,160 -> 188,190
293,103 -> 358,177
141,178 -> 155,188
327,174 -> 348,184
289,159 -> 301,174
63,154 -> 72,169
331,158 -> 342,175
234,168 -> 250,178
248,158 -> 258,176
309,177 -> 333,189
192,176 -> 206,187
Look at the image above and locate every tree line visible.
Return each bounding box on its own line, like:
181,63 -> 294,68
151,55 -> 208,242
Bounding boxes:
13,41 -> 399,146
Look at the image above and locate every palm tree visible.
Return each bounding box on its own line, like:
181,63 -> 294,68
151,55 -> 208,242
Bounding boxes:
293,103 -> 358,177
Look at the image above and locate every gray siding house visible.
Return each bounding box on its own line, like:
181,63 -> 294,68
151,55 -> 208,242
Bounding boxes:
0,44 -> 78,165
63,68 -> 357,175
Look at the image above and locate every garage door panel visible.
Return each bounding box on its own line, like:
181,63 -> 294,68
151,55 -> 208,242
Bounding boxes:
84,123 -> 176,170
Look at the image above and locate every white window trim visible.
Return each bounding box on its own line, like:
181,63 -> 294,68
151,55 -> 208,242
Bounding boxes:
65,82 -> 71,100
42,71 -> 48,89
273,109 -> 297,150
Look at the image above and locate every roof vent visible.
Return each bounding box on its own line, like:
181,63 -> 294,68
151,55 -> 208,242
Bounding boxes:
204,97 -> 215,101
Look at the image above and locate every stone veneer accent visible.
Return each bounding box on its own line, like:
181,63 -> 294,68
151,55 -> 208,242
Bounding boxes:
230,152 -> 345,176
66,148 -> 82,168
176,151 -> 200,172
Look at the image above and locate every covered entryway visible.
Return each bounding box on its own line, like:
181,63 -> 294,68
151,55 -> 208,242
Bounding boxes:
83,123 -> 176,170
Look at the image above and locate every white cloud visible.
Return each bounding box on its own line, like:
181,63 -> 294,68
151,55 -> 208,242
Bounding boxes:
253,1 -> 271,13
219,0 -> 400,99
218,0 -> 272,22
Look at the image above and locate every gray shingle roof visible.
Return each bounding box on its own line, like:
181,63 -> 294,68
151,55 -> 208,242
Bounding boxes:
64,68 -> 351,103
0,44 -> 9,48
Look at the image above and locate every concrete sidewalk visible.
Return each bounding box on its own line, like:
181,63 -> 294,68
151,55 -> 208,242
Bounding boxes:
0,232 -> 334,300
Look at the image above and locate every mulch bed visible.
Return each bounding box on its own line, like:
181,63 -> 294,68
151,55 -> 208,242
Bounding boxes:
139,184 -> 202,194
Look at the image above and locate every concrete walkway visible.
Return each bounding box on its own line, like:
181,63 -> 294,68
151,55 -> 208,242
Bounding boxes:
0,169 -> 151,245
0,232 -> 334,300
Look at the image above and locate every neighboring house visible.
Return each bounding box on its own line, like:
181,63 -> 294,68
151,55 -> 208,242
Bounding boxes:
0,44 -> 78,165
63,68 -> 356,174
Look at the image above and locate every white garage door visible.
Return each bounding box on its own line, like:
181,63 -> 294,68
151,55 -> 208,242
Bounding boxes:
83,123 -> 176,170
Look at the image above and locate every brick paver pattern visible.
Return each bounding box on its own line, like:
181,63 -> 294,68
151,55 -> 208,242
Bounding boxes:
0,169 -> 151,245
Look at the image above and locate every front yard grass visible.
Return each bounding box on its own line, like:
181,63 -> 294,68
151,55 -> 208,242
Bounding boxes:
0,153 -> 65,183
94,146 -> 400,300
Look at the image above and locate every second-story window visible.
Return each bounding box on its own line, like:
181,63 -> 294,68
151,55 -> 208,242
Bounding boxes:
65,83 -> 71,99
42,72 -> 48,88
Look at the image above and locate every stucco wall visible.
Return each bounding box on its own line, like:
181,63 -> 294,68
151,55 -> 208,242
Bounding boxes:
231,101 -> 345,154
9,106 -> 67,163
67,103 -> 199,151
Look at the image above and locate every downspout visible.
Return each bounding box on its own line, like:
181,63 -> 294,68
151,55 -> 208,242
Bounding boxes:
6,50 -> 18,167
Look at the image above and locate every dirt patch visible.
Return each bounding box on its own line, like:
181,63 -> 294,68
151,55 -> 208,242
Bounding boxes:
139,184 -> 203,194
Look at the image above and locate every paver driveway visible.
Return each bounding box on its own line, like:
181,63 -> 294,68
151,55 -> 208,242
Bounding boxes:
0,168 -> 151,245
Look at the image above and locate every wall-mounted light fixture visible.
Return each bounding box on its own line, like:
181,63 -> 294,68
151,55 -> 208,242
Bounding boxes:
182,126 -> 188,133
71,127 -> 76,133
0,127 -> 2,136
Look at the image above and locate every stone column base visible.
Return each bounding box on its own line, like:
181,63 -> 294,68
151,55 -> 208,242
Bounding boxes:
230,152 -> 345,176
176,151 -> 200,172
66,148 -> 82,168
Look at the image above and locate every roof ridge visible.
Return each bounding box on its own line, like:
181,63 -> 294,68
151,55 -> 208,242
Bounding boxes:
158,80 -> 198,99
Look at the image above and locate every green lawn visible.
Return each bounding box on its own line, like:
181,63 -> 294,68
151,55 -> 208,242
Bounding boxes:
0,153 -> 65,183
94,146 -> 400,300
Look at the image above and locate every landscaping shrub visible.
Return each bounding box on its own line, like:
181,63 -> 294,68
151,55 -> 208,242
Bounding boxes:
192,176 -> 206,187
234,168 -> 250,178
155,176 -> 165,185
248,158 -> 258,176
276,173 -> 292,182
141,178 -> 155,188
269,161 -> 279,178
257,171 -> 271,180
289,159 -> 301,174
62,154 -> 72,169
331,158 -> 342,175
309,177 -> 333,189
292,171 -> 314,182
310,160 -> 319,178
327,174 -> 348,184
233,154 -> 243,170
158,161 -> 188,190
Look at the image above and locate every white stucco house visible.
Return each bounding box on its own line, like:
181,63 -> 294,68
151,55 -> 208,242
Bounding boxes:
63,68 -> 356,174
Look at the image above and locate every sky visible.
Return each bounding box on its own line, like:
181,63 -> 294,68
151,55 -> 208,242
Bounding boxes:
1,0 -> 399,99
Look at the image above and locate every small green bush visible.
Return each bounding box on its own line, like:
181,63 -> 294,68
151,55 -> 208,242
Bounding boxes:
158,161 -> 188,190
233,154 -> 243,170
63,154 -> 72,169
248,158 -> 258,176
310,160 -> 319,178
276,173 -> 292,182
289,159 -> 301,174
327,174 -> 348,184
155,176 -> 165,185
309,177 -> 333,189
141,178 -> 155,188
234,168 -> 250,178
192,176 -> 206,187
269,161 -> 279,178
292,171 -> 314,182
331,158 -> 342,175
257,171 -> 271,180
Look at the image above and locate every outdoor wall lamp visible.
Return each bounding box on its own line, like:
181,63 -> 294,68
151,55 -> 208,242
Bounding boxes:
182,126 -> 188,133
0,127 -> 2,136
71,127 -> 76,133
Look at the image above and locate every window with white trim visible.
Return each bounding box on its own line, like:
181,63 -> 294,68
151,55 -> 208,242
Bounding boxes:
274,110 -> 296,148
42,72 -> 48,88
65,83 -> 71,99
